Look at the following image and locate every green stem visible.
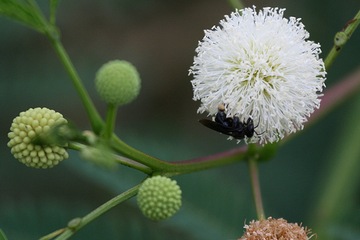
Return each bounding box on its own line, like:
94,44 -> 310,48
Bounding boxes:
248,157 -> 265,220
39,229 -> 65,240
52,184 -> 141,240
111,135 -> 167,171
69,141 -> 152,174
324,9 -> 360,70
103,103 -> 117,140
113,155 -> 152,174
164,146 -> 248,176
47,36 -> 104,134
111,135 -> 249,175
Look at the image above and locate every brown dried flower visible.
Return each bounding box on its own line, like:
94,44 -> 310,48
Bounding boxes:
239,217 -> 314,240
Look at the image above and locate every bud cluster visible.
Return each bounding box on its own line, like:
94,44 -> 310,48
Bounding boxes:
7,107 -> 69,168
137,176 -> 182,221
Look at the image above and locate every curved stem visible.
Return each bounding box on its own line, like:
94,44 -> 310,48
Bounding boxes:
111,135 -> 167,171
163,146 -> 248,176
52,184 -> 141,240
68,142 -> 152,174
248,157 -> 265,220
113,155 -> 152,174
111,134 -> 250,175
47,36 -> 105,134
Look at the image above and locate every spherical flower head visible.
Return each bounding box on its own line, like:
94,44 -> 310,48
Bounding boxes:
137,176 -> 182,221
95,60 -> 141,106
239,217 -> 313,240
190,7 -> 326,144
7,107 -> 69,168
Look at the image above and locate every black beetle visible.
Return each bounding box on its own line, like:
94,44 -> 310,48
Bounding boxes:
199,105 -> 260,140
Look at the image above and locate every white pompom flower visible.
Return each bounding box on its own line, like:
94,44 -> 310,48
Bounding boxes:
190,7 -> 326,144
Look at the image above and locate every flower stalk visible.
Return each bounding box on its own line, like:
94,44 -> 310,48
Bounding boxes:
248,155 -> 265,220
111,135 -> 249,176
47,37 -> 105,134
49,184 -> 141,240
103,103 -> 117,140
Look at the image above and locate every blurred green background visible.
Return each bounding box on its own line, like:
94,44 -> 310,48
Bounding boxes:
1,0 -> 359,239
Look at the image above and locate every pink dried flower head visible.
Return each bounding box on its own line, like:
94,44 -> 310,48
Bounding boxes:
239,217 -> 314,240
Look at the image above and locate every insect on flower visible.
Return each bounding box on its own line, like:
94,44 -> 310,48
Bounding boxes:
190,7 -> 326,144
199,104 -> 261,140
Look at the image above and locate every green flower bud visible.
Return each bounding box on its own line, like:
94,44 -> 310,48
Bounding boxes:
137,176 -> 182,221
7,107 -> 69,168
67,217 -> 82,230
334,31 -> 348,48
95,60 -> 141,106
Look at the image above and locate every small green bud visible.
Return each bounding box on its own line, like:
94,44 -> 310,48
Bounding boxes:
7,107 -> 69,168
95,60 -> 141,106
137,176 -> 182,221
67,217 -> 82,230
334,31 -> 347,47
82,130 -> 98,145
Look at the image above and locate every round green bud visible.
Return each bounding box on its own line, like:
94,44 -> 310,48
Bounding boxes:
67,217 -> 82,230
7,107 -> 69,168
137,176 -> 182,221
334,31 -> 347,47
95,60 -> 141,106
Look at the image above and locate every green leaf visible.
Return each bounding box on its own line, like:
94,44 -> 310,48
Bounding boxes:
0,229 -> 9,240
0,0 -> 47,33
